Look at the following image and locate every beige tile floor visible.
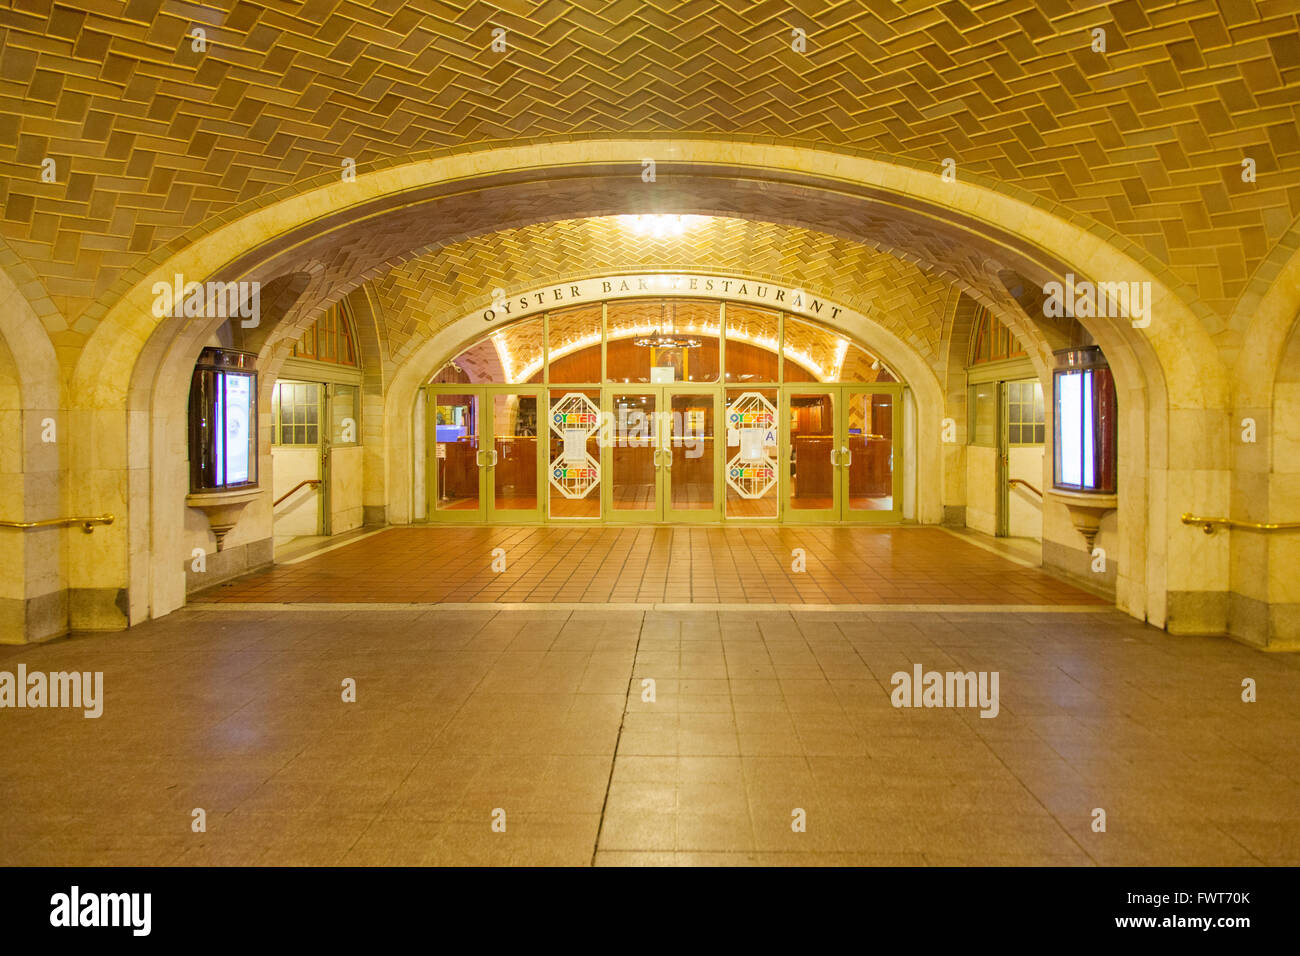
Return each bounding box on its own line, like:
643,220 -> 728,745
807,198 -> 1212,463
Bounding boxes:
2,607 -> 1298,866
197,527 -> 1106,606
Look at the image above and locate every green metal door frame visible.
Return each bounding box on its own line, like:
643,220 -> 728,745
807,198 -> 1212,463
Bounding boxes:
601,387 -> 663,523
781,385 -> 839,524
663,385 -> 724,524
484,384 -> 546,524
418,380 -> 910,528
839,383 -> 905,524
598,385 -> 725,524
996,381 -> 1010,537
546,386 -> 603,523
426,385 -> 486,523
720,386 -> 781,524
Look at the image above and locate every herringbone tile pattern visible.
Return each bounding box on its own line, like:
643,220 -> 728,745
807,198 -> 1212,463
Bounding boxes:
1,0 -> 1297,341
372,216 -> 954,376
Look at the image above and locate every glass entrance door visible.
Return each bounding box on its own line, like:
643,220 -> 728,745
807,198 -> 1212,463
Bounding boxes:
840,386 -> 902,522
783,388 -> 839,522
606,389 -> 659,521
428,388 -> 483,522
548,388 -> 602,520
487,387 -> 544,522
723,388 -> 780,520
428,387 -> 545,523
782,385 -> 902,522
603,386 -> 722,522
664,388 -> 721,523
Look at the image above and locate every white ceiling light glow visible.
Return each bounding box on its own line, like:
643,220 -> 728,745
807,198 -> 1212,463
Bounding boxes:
617,215 -> 708,238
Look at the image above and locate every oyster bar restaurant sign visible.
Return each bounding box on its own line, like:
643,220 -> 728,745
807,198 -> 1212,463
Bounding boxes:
479,274 -> 851,324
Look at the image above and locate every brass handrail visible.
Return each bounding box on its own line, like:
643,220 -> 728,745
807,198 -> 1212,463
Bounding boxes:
1181,513 -> 1300,535
0,514 -> 114,533
1008,478 -> 1043,498
274,479 -> 321,508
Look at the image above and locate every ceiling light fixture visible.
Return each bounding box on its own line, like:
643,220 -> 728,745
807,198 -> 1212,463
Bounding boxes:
633,329 -> 702,349
633,300 -> 701,349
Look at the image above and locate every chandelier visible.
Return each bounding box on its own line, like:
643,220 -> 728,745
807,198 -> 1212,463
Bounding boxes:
633,301 -> 702,349
633,329 -> 702,349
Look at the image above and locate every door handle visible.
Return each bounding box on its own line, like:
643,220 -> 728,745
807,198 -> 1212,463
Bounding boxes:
476,448 -> 488,467
830,447 -> 840,467
841,445 -> 851,467
663,447 -> 672,471
489,449 -> 499,466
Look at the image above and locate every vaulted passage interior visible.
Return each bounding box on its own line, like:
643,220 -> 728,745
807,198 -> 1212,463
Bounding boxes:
0,20 -> 1294,648
3,1 -> 1300,883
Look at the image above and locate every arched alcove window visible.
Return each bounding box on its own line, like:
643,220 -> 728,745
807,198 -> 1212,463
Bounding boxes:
292,301 -> 358,366
968,306 -> 1027,366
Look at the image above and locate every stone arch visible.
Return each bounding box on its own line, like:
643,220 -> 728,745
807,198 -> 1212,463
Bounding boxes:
117,269 -> 314,621
65,140 -> 1227,628
0,247 -> 66,641
937,291 -> 1047,536
1229,240 -> 1300,646
1263,321 -> 1300,645
339,286 -> 394,527
937,285 -> 1129,596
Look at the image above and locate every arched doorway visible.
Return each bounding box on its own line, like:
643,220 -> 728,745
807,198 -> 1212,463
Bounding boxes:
269,301 -> 365,546
419,295 -> 908,525
963,305 -> 1046,541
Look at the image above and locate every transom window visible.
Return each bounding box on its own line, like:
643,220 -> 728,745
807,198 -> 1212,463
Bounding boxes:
969,306 -> 1027,365
430,298 -> 896,385
293,302 -> 358,366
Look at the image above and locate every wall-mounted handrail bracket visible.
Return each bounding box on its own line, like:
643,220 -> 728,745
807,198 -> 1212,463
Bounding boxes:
1007,478 -> 1043,498
1180,513 -> 1300,535
273,479 -> 322,509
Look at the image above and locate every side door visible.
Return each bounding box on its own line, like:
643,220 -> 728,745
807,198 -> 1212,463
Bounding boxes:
486,386 -> 545,523
427,387 -> 486,523
781,387 -> 839,523
839,385 -> 903,522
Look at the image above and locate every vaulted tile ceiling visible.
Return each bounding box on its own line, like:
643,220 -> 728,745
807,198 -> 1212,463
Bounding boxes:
362,215 -> 958,381
1,0 -> 1297,332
